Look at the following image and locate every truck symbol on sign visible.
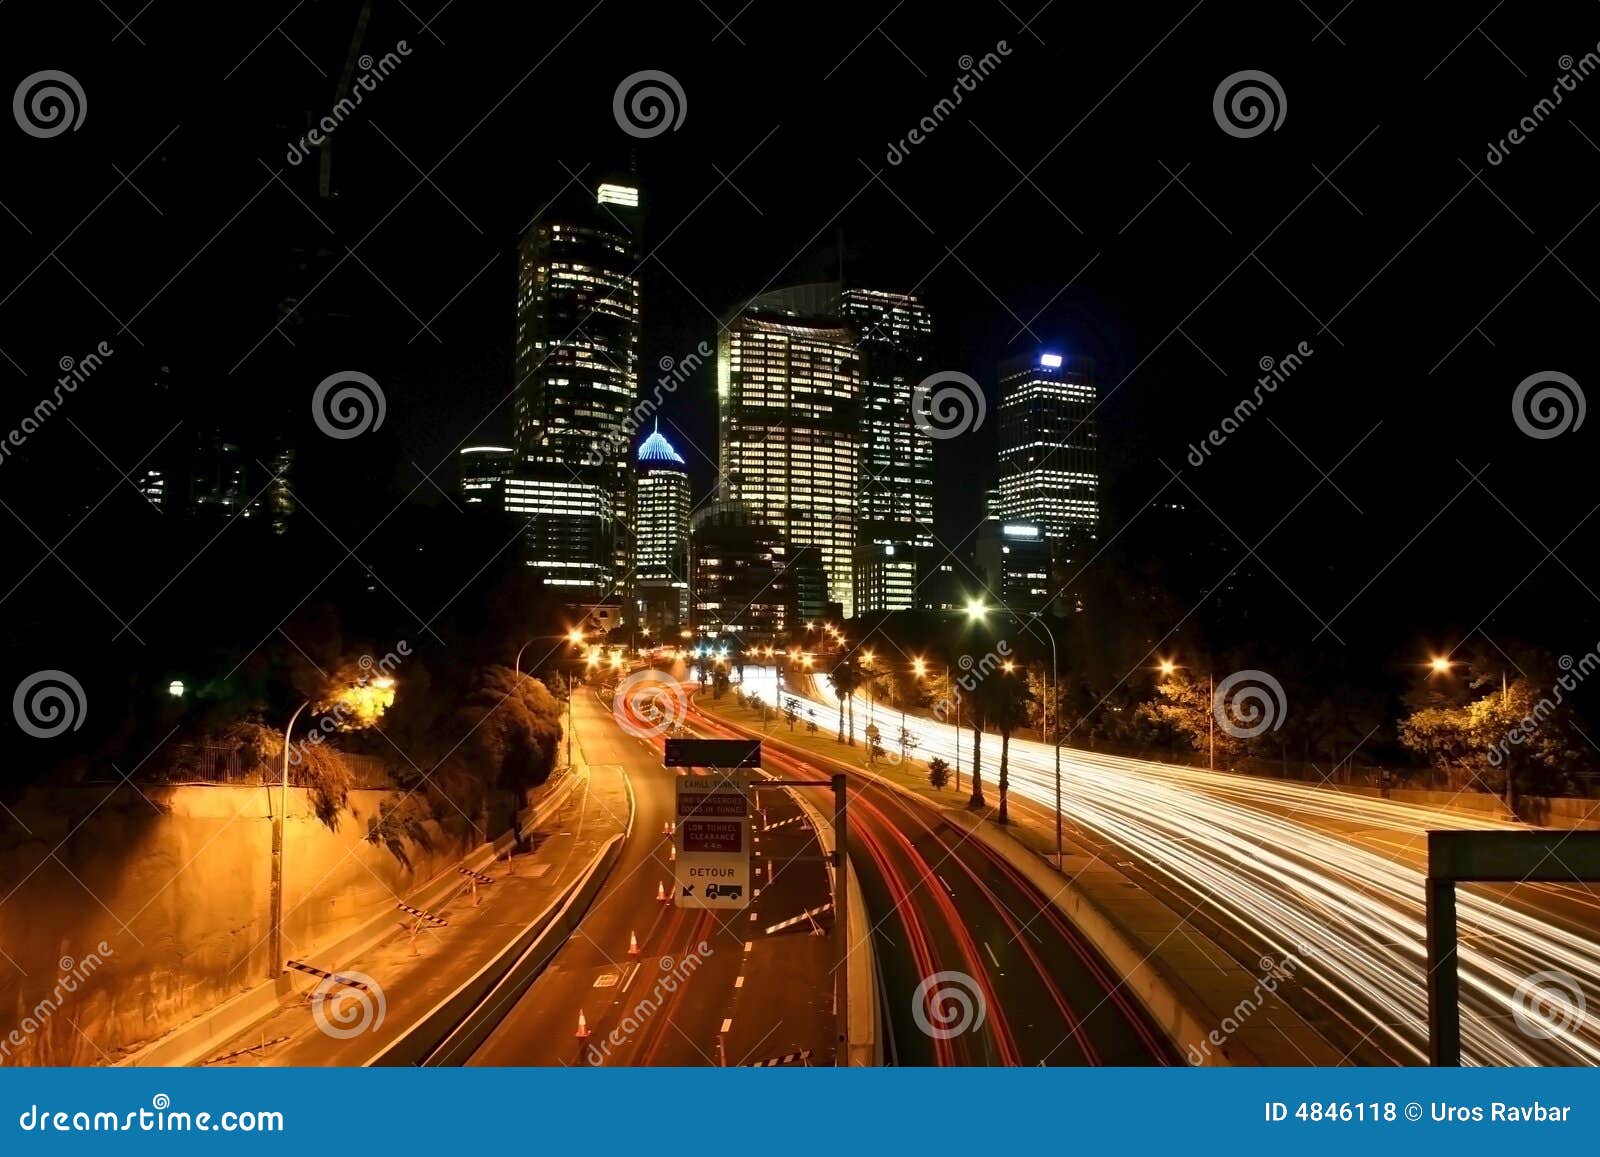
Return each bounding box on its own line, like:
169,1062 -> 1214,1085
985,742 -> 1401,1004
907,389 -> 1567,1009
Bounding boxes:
705,884 -> 743,902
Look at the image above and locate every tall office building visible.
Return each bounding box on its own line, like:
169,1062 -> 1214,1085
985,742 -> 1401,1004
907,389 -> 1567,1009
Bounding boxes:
994,351 -> 1099,543
504,475 -> 615,592
457,445 -> 516,509
840,288 -> 934,546
689,501 -> 793,645
717,286 -> 862,617
633,422 -> 690,631
512,177 -> 642,597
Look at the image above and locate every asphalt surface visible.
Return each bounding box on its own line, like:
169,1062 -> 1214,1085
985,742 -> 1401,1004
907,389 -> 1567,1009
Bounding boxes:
689,701 -> 1178,1066
467,684 -> 834,1066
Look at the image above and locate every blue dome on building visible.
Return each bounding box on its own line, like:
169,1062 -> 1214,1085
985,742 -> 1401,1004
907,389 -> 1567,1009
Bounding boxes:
637,422 -> 686,467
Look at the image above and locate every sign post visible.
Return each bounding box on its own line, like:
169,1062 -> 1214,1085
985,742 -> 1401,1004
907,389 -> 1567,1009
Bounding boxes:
667,738 -> 761,910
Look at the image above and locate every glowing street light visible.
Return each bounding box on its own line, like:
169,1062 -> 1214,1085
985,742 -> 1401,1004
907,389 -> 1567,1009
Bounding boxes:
965,598 -> 988,620
1430,656 -> 1453,675
167,680 -> 185,698
1158,658 -> 1177,677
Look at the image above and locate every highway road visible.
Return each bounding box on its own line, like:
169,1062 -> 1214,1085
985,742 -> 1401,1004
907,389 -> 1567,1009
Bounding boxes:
466,682 -> 834,1067
776,666 -> 1600,1066
687,697 -> 1177,1066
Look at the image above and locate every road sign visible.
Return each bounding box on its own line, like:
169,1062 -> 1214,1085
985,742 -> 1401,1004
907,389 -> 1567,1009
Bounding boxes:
664,737 -> 761,768
674,771 -> 751,909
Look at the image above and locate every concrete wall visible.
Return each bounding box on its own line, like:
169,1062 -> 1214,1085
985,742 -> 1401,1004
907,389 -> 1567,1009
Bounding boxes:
1328,784 -> 1600,828
0,783 -> 475,1066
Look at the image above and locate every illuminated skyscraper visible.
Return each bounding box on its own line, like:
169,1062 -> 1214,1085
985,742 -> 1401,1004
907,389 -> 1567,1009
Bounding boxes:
994,351 -> 1099,543
840,288 -> 934,546
717,286 -> 861,616
511,178 -> 642,596
633,422 -> 690,630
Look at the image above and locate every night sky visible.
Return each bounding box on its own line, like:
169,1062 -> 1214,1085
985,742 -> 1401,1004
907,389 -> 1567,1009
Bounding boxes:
3,0 -> 1599,665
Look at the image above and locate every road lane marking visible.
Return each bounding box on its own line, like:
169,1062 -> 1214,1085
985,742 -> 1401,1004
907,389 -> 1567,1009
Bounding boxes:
720,1018 -> 733,1033
620,963 -> 642,992
744,941 -> 753,952
984,942 -> 1002,970
594,972 -> 620,988
735,975 -> 745,988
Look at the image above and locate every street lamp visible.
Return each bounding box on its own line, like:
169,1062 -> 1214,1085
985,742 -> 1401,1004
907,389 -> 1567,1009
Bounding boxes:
1158,657 -> 1213,772
270,675 -> 395,977
968,600 -> 1062,865
1427,653 -> 1512,813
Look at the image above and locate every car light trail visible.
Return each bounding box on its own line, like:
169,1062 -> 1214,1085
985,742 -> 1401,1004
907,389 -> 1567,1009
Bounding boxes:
759,667 -> 1600,1066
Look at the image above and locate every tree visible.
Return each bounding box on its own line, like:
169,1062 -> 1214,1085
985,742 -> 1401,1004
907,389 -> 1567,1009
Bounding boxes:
967,688 -> 987,809
783,696 -> 800,732
928,756 -> 952,791
1399,672 -> 1584,803
828,660 -> 863,746
978,668 -> 1033,824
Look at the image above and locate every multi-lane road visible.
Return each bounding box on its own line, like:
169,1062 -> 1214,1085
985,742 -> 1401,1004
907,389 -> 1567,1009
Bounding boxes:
781,667 -> 1600,1066
467,684 -> 835,1067
686,699 -> 1176,1065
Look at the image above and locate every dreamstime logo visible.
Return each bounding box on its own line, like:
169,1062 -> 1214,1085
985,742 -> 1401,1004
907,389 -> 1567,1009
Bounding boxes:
285,42 -> 411,165
0,340 -> 114,470
310,972 -> 385,1039
13,70 -> 86,138
884,41 -> 1012,165
613,70 -> 686,138
1212,669 -> 1286,739
1186,949 -> 1305,1064
0,940 -> 113,1062
585,943 -> 713,1065
1486,47 -> 1600,165
1511,371 -> 1585,439
312,371 -> 386,439
912,971 -> 987,1039
1186,340 -> 1312,466
585,340 -> 710,467
12,670 -> 86,739
1511,969 -> 1587,1040
931,641 -> 1012,724
911,371 -> 986,440
1213,70 -> 1286,139
613,669 -> 688,739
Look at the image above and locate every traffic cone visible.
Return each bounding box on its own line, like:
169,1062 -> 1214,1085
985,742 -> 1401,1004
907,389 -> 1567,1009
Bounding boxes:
575,1010 -> 590,1039
668,843 -> 676,862
628,931 -> 640,956
662,821 -> 670,836
656,881 -> 668,902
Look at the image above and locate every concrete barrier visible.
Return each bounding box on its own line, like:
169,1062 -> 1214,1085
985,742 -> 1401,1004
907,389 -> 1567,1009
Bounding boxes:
118,770 -> 583,1068
759,768 -> 881,1067
699,711 -> 881,1066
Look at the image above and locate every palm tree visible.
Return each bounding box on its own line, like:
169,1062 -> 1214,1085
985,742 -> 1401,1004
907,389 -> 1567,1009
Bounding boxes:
983,668 -> 1034,824
967,690 -> 987,809
828,661 -> 863,746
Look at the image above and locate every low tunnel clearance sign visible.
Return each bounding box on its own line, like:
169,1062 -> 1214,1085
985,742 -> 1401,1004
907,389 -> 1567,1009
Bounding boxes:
674,771 -> 752,910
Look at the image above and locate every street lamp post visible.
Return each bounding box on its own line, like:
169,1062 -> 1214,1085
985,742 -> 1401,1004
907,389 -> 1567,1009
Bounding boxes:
969,602 -> 1061,865
269,698 -> 310,979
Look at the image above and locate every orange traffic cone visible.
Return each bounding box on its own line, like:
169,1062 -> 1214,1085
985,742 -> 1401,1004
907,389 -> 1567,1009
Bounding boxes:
628,931 -> 640,956
662,821 -> 670,835
656,881 -> 668,902
668,843 -> 676,862
575,1010 -> 590,1039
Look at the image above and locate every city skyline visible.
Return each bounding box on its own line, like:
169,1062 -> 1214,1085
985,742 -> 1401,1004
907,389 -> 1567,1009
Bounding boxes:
3,0 -> 1600,1092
